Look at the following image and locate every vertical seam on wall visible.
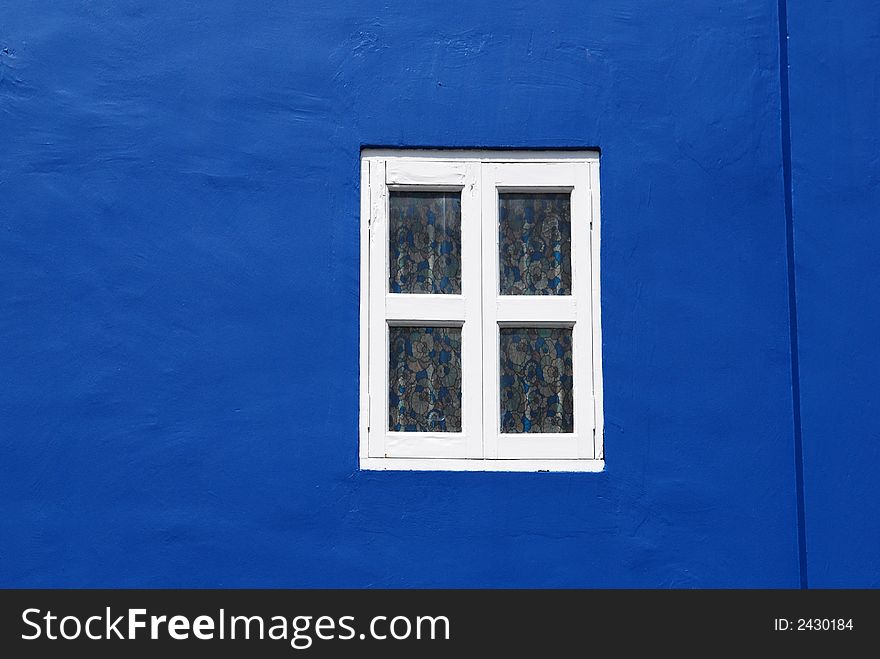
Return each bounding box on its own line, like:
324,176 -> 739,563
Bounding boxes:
777,0 -> 808,590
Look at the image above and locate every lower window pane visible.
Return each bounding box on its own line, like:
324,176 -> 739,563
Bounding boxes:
500,327 -> 574,433
389,326 -> 462,432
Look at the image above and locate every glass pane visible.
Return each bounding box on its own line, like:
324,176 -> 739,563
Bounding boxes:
498,192 -> 572,295
389,191 -> 462,294
389,326 -> 462,432
500,327 -> 573,433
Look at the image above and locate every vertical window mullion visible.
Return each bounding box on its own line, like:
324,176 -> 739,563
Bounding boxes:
589,160 -> 604,460
570,163 -> 595,458
480,163 -> 501,458
460,162 -> 484,457
367,159 -> 388,458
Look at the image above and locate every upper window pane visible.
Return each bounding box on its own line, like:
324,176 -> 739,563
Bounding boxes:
389,191 -> 462,294
498,192 -> 572,295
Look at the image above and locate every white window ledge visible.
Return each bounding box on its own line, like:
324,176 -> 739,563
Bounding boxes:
360,458 -> 605,472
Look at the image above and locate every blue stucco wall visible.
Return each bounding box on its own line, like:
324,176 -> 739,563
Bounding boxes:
0,0 -> 870,587
788,2 -> 880,587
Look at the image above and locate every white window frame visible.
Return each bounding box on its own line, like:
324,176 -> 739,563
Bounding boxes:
360,150 -> 603,472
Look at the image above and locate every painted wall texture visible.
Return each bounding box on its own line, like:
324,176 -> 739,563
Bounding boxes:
0,1 -> 874,587
788,2 -> 880,588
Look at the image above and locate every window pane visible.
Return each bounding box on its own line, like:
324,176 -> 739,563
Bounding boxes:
500,327 -> 573,433
498,192 -> 572,295
389,326 -> 462,432
389,191 -> 462,294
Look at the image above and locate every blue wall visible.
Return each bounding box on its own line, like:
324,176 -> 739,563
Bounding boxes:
788,2 -> 880,587
0,1 -> 872,587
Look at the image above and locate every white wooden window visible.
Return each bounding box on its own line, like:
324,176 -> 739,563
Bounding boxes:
360,150 -> 603,472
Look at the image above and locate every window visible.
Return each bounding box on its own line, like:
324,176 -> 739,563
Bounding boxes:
359,150 -> 603,471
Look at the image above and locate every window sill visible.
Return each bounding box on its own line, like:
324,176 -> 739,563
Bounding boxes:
359,457 -> 605,473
